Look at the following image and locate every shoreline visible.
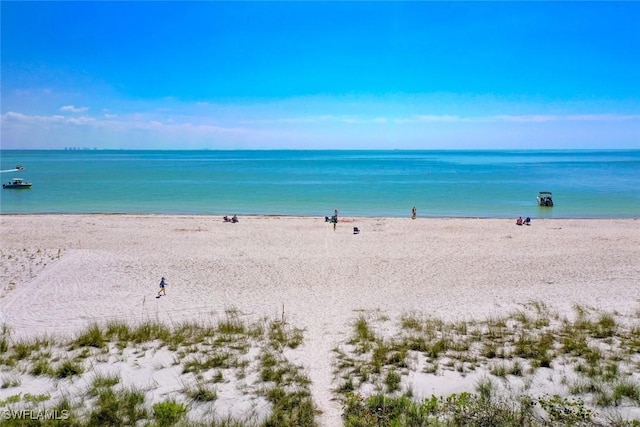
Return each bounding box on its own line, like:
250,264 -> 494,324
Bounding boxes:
1,212 -> 638,220
1,214 -> 639,425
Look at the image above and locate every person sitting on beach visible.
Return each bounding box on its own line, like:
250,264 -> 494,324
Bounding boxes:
223,216 -> 231,222
516,217 -> 523,226
524,217 -> 531,225
231,215 -> 238,223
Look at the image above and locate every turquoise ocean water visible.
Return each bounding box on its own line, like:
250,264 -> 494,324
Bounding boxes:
0,150 -> 638,218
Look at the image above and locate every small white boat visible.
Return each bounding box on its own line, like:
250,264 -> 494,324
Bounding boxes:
2,178 -> 32,189
537,191 -> 553,207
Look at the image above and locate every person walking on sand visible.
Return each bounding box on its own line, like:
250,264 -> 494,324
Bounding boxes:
157,277 -> 168,297
412,206 -> 417,220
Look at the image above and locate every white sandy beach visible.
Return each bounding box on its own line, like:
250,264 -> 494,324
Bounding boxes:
1,214 -> 639,425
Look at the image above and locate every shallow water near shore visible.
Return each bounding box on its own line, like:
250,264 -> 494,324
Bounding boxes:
1,149 -> 638,218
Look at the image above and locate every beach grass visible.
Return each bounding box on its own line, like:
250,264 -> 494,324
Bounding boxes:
1,302 -> 639,425
0,310 -> 316,427
334,301 -> 640,426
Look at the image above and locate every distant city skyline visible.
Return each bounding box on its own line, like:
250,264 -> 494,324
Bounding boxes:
1,2 -> 639,150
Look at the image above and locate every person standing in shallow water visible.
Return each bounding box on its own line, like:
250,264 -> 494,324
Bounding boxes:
412,207 -> 417,219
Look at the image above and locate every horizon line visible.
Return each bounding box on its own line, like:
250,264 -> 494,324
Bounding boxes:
1,148 -> 638,152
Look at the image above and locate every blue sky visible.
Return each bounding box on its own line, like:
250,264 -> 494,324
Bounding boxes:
1,1 -> 639,149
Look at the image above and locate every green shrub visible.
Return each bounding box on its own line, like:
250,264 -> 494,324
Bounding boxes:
55,360 -> 83,378
352,316 -> 376,343
614,380 -> 640,404
385,369 -> 402,393
89,387 -> 147,426
537,394 -> 592,424
130,321 -> 171,343
105,321 -> 132,342
89,373 -> 120,396
185,382 -> 218,402
153,400 -> 187,427
400,314 -> 422,332
74,323 -> 105,348
594,313 -> 617,338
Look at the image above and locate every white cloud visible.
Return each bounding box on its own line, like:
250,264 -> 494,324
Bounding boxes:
392,114 -> 640,124
489,115 -> 558,123
410,115 -> 463,123
60,105 -> 89,113
485,114 -> 640,123
3,111 -> 94,125
565,114 -> 640,122
2,102 -> 639,149
3,111 -> 29,121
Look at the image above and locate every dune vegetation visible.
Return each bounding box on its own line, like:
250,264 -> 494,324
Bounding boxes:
0,303 -> 639,426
